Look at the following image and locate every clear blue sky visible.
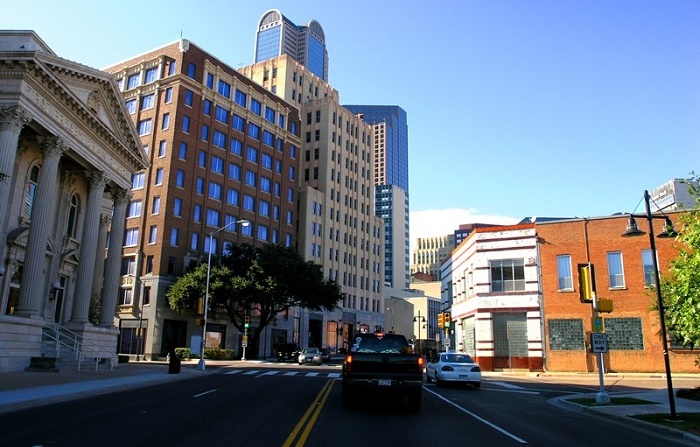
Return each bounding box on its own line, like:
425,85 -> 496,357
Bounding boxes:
3,0 -> 698,239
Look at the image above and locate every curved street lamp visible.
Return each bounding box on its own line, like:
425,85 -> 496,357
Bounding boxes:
621,190 -> 678,420
198,219 -> 250,371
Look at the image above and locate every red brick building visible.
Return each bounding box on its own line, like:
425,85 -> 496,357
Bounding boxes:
537,212 -> 698,373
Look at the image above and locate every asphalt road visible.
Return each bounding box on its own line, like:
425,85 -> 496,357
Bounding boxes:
1,364 -> 697,447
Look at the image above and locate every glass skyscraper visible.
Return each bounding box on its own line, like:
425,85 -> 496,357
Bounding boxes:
345,105 -> 410,288
255,9 -> 329,82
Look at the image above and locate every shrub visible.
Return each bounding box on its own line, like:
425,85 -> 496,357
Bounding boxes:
174,348 -> 191,359
204,348 -> 235,360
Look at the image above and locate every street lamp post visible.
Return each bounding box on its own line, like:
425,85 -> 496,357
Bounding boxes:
413,311 -> 426,354
198,219 -> 250,371
621,190 -> 679,420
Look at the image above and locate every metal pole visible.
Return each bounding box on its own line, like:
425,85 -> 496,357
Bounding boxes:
197,233 -> 213,371
242,328 -> 248,361
644,190 -> 678,420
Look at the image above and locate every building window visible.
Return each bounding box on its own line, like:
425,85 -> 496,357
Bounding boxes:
170,227 -> 179,246
127,200 -> 142,218
125,99 -> 136,114
227,188 -> 239,206
265,107 -> 275,123
211,156 -> 224,175
158,140 -> 166,157
198,150 -> 207,168
548,319 -> 585,350
248,123 -> 260,140
152,196 -> 160,214
206,73 -> 214,89
161,113 -> 170,130
176,169 -> 185,188
246,146 -> 258,163
126,73 -> 140,89
234,89 -> 247,108
193,204 -> 201,222
164,87 -> 173,103
245,170 -> 256,187
149,225 -> 157,244
230,138 -> 243,156
606,318 -> 644,350
209,182 -> 222,200
140,93 -> 155,110
228,163 -> 241,181
196,177 -> 204,195
187,63 -> 196,79
173,198 -> 182,217
182,116 -> 190,133
118,288 -> 133,306
243,195 -> 255,212
556,255 -> 573,291
131,172 -> 145,190
124,229 -> 139,247
607,251 -> 625,288
184,89 -> 193,106
191,232 -> 199,251
490,259 -> 525,292
201,124 -> 209,142
65,194 -> 79,238
218,80 -> 231,98
250,98 -> 262,115
206,209 -> 220,227
642,249 -> 656,287
138,119 -> 152,136
215,105 -> 229,124
155,168 -> 163,185
261,153 -> 272,170
232,114 -> 245,132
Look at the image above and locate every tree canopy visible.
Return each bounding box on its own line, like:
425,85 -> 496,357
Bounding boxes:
661,175 -> 700,351
165,243 -> 344,356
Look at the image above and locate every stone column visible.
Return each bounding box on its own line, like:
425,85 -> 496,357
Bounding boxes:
91,213 -> 110,304
0,106 -> 32,272
99,188 -> 129,326
15,137 -> 66,317
69,171 -> 107,325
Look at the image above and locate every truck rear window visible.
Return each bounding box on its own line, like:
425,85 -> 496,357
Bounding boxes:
352,334 -> 411,354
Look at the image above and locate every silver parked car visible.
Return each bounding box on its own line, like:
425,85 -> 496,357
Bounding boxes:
298,347 -> 322,365
426,352 -> 481,388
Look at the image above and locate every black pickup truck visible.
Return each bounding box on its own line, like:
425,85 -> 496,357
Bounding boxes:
341,332 -> 425,412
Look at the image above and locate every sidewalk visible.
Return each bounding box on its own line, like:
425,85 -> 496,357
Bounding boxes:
0,359 -> 211,414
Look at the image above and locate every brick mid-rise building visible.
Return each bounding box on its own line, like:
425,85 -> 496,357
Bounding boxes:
105,39 -> 302,359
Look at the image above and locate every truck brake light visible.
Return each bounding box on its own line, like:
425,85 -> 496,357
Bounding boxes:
417,356 -> 425,368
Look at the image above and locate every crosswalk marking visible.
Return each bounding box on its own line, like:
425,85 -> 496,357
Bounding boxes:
223,369 -> 341,379
327,373 -> 341,378
243,370 -> 260,375
224,370 -> 243,375
490,381 -> 525,390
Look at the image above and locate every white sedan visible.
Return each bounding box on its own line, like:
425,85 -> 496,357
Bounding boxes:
298,348 -> 322,365
425,352 -> 481,388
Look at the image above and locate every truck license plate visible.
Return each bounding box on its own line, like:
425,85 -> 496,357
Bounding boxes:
378,379 -> 391,386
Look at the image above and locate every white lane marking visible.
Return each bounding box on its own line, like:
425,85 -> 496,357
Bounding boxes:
424,387 -> 528,444
490,381 -> 525,389
194,389 -> 218,398
484,388 -> 540,395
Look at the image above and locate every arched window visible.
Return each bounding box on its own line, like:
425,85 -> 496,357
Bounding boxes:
66,194 -> 80,238
23,165 -> 40,221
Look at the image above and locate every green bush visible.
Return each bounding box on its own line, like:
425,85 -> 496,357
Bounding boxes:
174,348 -> 191,359
204,348 -> 235,360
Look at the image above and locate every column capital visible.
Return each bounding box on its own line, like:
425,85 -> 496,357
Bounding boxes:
0,106 -> 32,133
110,187 -> 130,206
85,170 -> 108,191
39,136 -> 68,160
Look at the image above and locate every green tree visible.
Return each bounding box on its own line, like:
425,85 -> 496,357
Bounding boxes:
166,243 -> 344,357
661,175 -> 700,355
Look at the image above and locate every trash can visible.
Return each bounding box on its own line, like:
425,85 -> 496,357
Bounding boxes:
168,350 -> 181,374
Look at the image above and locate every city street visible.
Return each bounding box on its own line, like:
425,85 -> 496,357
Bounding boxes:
1,363 -> 697,447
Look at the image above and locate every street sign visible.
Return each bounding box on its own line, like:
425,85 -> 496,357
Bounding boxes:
444,339 -> 450,347
590,333 -> 608,353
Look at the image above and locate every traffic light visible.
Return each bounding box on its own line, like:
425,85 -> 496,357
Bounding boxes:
196,297 -> 204,316
244,315 -> 250,328
437,312 -> 444,329
444,312 -> 451,328
578,263 -> 596,303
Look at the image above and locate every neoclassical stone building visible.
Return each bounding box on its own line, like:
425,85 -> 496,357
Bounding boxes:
0,31 -> 148,372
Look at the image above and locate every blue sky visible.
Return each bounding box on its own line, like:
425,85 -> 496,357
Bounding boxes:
3,0 -> 698,239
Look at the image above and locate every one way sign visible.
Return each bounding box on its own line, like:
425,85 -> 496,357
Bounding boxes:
590,333 -> 608,353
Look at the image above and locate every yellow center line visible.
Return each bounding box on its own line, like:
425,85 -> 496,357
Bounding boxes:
282,379 -> 335,447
